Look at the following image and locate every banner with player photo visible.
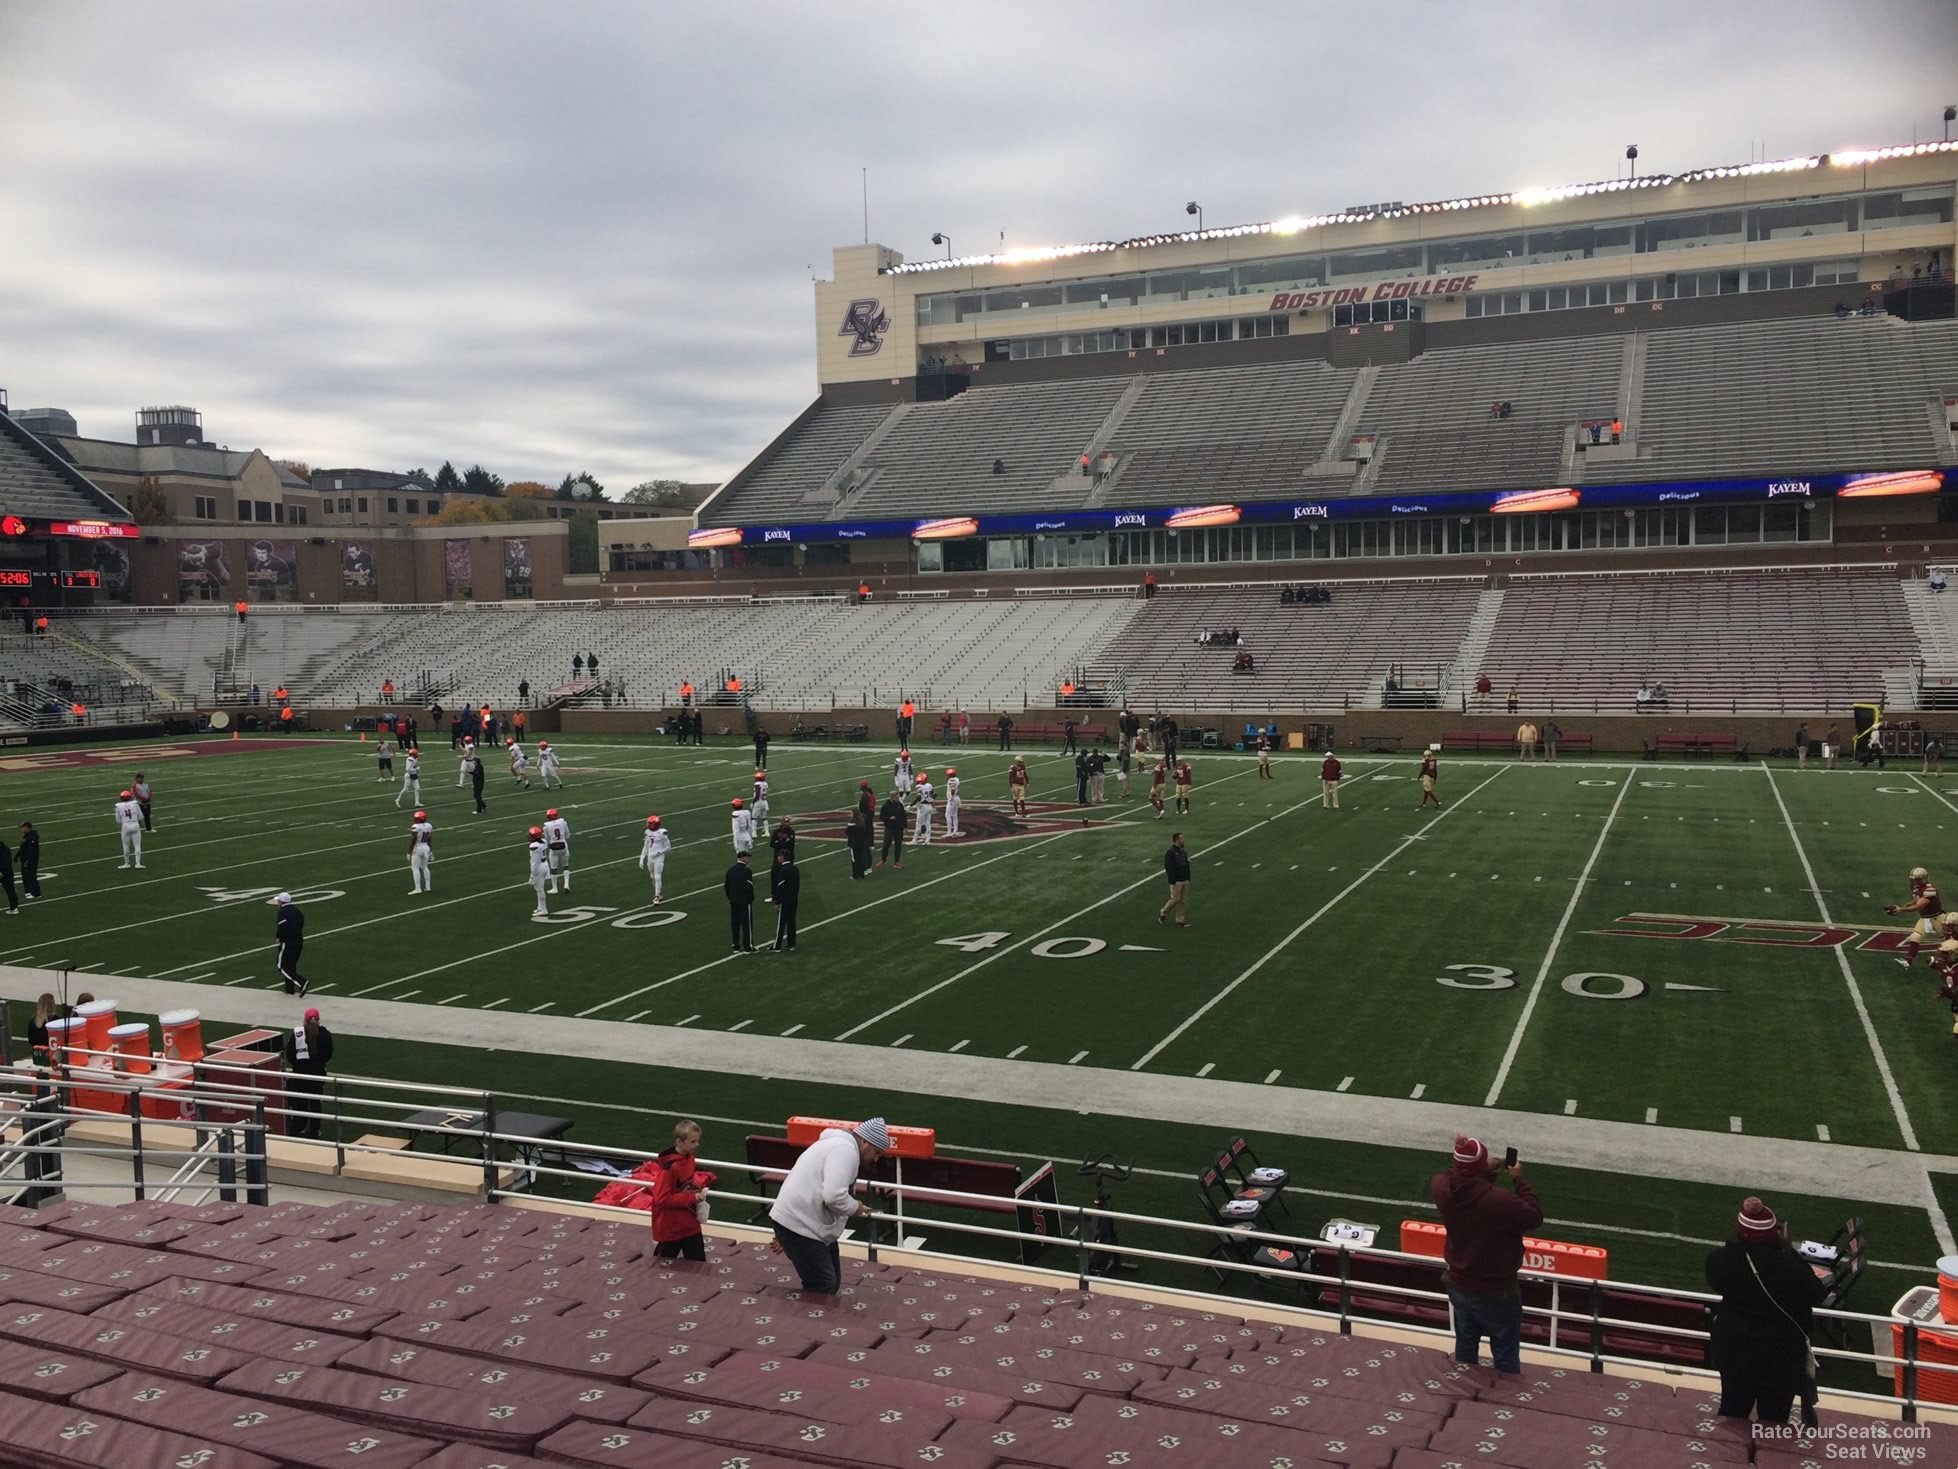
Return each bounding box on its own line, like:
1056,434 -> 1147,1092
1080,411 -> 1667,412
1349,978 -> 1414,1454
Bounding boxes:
244,538 -> 299,597
443,540 -> 471,588
90,540 -> 132,598
502,537 -> 533,597
176,539 -> 232,601
341,542 -> 376,591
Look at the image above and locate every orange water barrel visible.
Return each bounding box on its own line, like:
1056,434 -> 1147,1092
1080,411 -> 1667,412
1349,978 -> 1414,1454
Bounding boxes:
159,1009 -> 204,1064
76,1000 -> 118,1057
108,1022 -> 152,1075
44,1017 -> 82,1069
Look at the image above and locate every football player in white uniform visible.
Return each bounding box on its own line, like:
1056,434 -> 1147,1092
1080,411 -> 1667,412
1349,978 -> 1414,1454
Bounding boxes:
407,809 -> 434,893
730,797 -> 755,856
751,771 -> 770,831
396,747 -> 422,808
457,737 -> 476,787
893,748 -> 913,795
943,767 -> 961,837
911,772 -> 935,845
508,739 -> 532,789
542,807 -> 572,892
537,739 -> 562,789
113,787 -> 144,869
639,814 -> 671,902
526,825 -> 550,916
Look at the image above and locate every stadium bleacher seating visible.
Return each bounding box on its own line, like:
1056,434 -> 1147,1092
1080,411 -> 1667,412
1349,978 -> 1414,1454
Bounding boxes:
1083,580 -> 1484,712
0,1193 -> 1921,1468
1478,565 -> 1911,714
707,402 -> 892,522
0,408 -> 132,523
1609,316 -> 1958,482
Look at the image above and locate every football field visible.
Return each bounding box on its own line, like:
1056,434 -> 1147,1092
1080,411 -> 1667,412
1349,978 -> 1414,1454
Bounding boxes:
3,732 -> 1955,1164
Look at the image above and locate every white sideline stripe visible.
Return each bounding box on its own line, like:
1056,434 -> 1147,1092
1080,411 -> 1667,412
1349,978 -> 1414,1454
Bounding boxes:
1483,773 -> 1634,1107
1769,762 -> 1947,1253
1132,765 -> 1500,1071
832,763 -> 1359,1047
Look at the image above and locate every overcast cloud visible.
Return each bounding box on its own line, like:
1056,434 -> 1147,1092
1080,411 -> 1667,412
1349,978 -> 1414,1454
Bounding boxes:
2,0 -> 1954,493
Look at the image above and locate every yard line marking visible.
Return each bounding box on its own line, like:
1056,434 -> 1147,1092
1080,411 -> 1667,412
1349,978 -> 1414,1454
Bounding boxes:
675,1014 -> 699,1026
1132,765 -> 1503,1070
1263,1069 -> 1282,1085
482,997 -> 509,1010
728,1019 -> 753,1032
1196,1062 -> 1215,1077
1563,1099 -> 1578,1116
779,1022 -> 803,1036
1409,1083 -> 1426,1099
1068,1050 -> 1089,1065
889,1032 -> 911,1047
437,994 -> 467,1006
947,1039 -> 968,1053
1817,1124 -> 1832,1142
1337,1076 -> 1354,1092
394,989 -> 420,1001
1729,1116 -> 1743,1134
1484,773 -> 1634,1107
1645,1107 -> 1659,1123
1764,763 -> 1928,1163
1006,1045 -> 1026,1058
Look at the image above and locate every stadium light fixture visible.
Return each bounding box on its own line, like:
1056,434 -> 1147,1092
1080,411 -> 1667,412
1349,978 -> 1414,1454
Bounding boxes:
930,231 -> 952,259
1946,105 -> 1955,142
1185,201 -> 1203,232
1625,144 -> 1638,179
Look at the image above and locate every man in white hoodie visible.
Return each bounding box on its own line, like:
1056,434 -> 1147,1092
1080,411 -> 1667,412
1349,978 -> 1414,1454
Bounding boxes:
767,1117 -> 889,1294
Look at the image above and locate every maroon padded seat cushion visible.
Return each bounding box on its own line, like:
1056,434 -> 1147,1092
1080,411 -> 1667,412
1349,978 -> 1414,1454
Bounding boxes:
0,1302 -> 253,1383
136,1275 -> 398,1335
629,1396 -> 995,1469
169,1219 -> 312,1260
1195,1333 -> 1483,1403
15,1237 -> 266,1290
92,1293 -> 363,1365
1435,1401 -> 1749,1466
42,1207 -> 201,1248
1133,1371 -> 1447,1445
216,1357 -> 567,1452
536,1420 -> 807,1469
149,1201 -> 248,1225
254,1268 -> 495,1319
1071,1388 -> 1429,1468
942,1399 -> 1344,1469
372,1310 -> 664,1382
0,1264 -> 128,1314
889,1330 -> 1170,1394
936,1316 -> 1201,1369
805,1338 -> 1089,1409
0,1338 -> 121,1402
0,1385 -> 278,1469
334,1335 -> 653,1424
637,1348 -> 1009,1423
414,1445 -> 559,1469
73,1372 -> 436,1469
1477,1365 -> 1727,1436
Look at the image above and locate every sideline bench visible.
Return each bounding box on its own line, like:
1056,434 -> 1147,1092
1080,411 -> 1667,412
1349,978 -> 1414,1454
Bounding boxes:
1442,731 -> 1512,751
1650,732 -> 1742,759
787,724 -> 869,742
1007,722 -> 1107,746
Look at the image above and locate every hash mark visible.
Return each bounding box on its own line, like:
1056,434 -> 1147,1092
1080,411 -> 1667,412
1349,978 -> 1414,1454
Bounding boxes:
1196,1062 -> 1214,1077
1409,1083 -> 1426,1099
394,989 -> 420,1001
1645,1107 -> 1659,1124
1563,1099 -> 1578,1116
625,1009 -> 651,1023
1729,1116 -> 1743,1134
888,1031 -> 909,1046
780,1023 -> 804,1037
1068,1050 -> 1089,1065
728,1019 -> 753,1033
483,998 -> 509,1009
1007,1045 -> 1027,1058
948,1039 -> 968,1053
1263,1069 -> 1282,1084
1816,1124 -> 1832,1142
528,1001 -> 554,1013
674,1014 -> 699,1026
437,994 -> 467,1006
1336,1076 -> 1353,1092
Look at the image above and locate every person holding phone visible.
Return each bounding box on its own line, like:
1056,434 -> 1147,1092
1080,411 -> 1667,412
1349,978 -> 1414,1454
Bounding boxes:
1431,1134 -> 1543,1375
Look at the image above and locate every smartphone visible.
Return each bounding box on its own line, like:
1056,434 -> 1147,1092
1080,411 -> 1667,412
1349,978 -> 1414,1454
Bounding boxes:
1502,1147 -> 1518,1169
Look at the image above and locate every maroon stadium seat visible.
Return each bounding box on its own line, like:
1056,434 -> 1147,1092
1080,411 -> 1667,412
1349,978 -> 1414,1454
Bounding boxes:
628,1396 -> 999,1469
0,1338 -> 121,1403
0,1385 -> 279,1469
216,1356 -> 570,1452
0,1302 -> 254,1383
73,1372 -> 437,1469
334,1334 -> 654,1424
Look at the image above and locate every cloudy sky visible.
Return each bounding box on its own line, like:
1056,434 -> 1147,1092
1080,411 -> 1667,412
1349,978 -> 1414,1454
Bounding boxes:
3,2 -> 1954,493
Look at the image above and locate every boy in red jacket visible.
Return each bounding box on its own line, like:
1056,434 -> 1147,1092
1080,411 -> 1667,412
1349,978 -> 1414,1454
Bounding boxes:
650,1120 -> 717,1260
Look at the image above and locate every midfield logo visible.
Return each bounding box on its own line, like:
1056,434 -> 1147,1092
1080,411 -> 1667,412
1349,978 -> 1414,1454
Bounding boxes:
1590,911 -> 1920,955
793,801 -> 1120,845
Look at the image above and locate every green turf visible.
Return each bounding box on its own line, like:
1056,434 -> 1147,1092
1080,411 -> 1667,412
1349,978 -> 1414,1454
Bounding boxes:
4,732 -> 1956,1295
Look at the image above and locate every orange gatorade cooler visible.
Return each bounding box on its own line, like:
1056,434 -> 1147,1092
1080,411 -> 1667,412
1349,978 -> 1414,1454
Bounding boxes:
1891,1279 -> 1958,1405
159,1010 -> 205,1064
44,1017 -> 82,1070
108,1022 -> 153,1075
76,1000 -> 118,1058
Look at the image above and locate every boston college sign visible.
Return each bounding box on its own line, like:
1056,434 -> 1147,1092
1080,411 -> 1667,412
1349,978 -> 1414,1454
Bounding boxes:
1268,272 -> 1482,312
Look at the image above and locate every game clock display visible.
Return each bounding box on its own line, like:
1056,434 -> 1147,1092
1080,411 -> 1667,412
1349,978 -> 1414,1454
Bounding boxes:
0,569 -> 30,588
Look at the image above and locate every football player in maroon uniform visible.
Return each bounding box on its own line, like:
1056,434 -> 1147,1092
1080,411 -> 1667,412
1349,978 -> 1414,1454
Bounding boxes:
1886,866 -> 1944,969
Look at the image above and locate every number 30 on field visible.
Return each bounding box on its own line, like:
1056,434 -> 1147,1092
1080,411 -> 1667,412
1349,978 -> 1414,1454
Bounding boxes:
1438,964 -> 1649,1000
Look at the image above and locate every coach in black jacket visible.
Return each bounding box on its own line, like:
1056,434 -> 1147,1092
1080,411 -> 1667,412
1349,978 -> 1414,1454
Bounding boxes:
879,793 -> 907,868
274,892 -> 309,995
16,822 -> 38,899
724,852 -> 755,952
771,855 -> 800,951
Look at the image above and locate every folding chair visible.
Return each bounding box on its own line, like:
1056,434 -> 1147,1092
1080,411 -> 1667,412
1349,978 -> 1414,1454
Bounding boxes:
1196,1167 -> 1264,1287
1806,1215 -> 1867,1345
1221,1136 -> 1290,1217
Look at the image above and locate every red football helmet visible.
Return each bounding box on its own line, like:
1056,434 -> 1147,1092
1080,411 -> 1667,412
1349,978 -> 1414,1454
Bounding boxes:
754,771 -> 765,781
545,808 -> 558,819
413,810 -> 426,821
945,767 -> 956,777
528,826 -> 543,839
119,789 -> 132,800
538,740 -> 549,749
731,797 -> 744,809
646,814 -> 661,828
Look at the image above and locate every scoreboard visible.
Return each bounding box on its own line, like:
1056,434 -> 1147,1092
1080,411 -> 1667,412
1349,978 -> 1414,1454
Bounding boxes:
0,569 -> 98,589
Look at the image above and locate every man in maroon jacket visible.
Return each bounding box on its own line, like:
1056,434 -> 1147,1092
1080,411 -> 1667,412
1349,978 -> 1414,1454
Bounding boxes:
1431,1134 -> 1543,1375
